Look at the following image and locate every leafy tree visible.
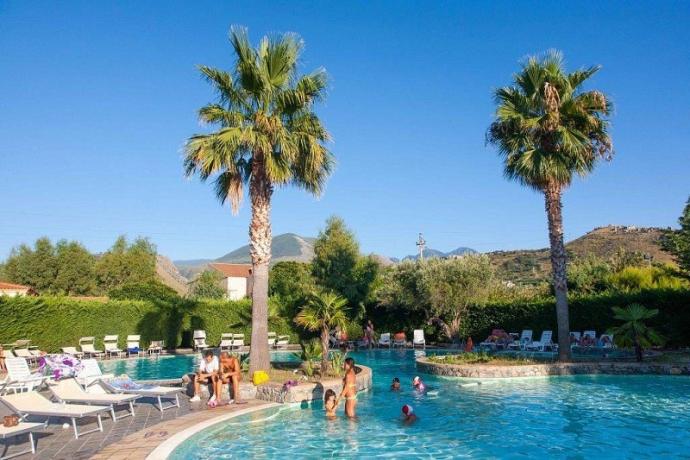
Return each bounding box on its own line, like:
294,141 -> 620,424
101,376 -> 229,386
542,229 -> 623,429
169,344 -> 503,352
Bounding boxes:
95,236 -> 157,292
189,270 -> 226,299
487,51 -> 613,360
661,196 -> 690,279
312,216 -> 380,308
609,303 -> 664,362
109,280 -> 180,304
567,255 -> 612,294
269,261 -> 316,319
54,240 -> 96,295
184,27 -> 333,373
608,265 -> 686,292
294,291 -> 348,375
420,255 -> 496,342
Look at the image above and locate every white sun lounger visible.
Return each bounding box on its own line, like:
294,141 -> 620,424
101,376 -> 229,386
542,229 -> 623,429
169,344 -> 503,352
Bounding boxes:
231,333 -> 245,350
527,330 -> 554,351
193,330 -> 208,351
378,333 -> 391,348
508,330 -> 533,350
48,378 -> 138,421
79,337 -> 104,359
61,346 -> 84,358
0,392 -> 108,439
4,358 -> 44,394
76,359 -> 114,389
267,332 -> 277,348
103,335 -> 125,359
275,335 -> 289,349
0,421 -> 46,459
147,340 -> 164,356
126,335 -> 144,357
10,349 -> 36,367
413,330 -> 426,349
99,380 -> 181,413
219,333 -> 234,352
393,334 -> 406,348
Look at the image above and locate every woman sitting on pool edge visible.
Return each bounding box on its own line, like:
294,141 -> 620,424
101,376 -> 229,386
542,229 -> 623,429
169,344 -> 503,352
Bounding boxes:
337,357 -> 357,418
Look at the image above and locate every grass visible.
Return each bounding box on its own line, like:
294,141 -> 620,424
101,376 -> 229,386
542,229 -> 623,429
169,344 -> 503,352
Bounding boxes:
428,351 -> 535,366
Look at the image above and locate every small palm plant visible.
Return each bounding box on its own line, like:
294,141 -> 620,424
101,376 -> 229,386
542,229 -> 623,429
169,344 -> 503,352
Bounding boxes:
609,303 -> 664,362
294,338 -> 322,377
294,291 -> 349,375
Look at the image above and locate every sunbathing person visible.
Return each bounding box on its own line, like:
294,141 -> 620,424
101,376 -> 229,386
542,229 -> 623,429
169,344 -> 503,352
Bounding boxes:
402,404 -> 418,425
391,377 -> 401,391
219,352 -> 246,404
190,350 -> 220,403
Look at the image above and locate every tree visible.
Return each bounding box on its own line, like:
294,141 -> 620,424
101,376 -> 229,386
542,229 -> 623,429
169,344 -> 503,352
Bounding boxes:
2,239 -> 56,292
420,255 -> 496,342
95,236 -> 157,292
487,51 -> 613,360
661,196 -> 690,279
184,27 -> 333,373
312,216 -> 380,308
269,261 -> 316,320
609,303 -> 664,362
294,291 -> 348,375
54,240 -> 96,295
189,270 -> 226,299
567,255 -> 612,294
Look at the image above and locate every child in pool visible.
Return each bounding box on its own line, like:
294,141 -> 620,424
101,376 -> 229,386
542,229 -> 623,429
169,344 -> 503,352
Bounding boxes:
324,389 -> 338,418
391,377 -> 401,391
412,376 -> 426,393
402,404 -> 418,424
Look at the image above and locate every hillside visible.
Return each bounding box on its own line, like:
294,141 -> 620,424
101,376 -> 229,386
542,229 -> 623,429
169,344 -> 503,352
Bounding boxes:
155,255 -> 189,295
402,247 -> 477,261
490,225 -> 673,284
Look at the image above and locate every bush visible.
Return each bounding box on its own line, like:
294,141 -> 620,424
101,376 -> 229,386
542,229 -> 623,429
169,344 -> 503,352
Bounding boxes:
0,295 -> 298,353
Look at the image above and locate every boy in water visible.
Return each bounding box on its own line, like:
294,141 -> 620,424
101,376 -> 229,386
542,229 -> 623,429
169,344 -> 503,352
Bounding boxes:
391,377 -> 401,391
402,404 -> 418,424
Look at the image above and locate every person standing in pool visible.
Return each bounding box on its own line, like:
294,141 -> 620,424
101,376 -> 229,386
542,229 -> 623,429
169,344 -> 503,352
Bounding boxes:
337,357 -> 357,418
324,389 -> 338,419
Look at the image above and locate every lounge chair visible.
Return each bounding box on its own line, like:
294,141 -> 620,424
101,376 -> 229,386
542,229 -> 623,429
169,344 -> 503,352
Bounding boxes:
219,333 -> 233,351
126,335 -> 144,357
103,335 -> 125,359
0,391 -> 108,439
76,358 -> 114,389
393,333 -> 406,348
0,421 -> 45,459
11,349 -> 36,367
4,358 -> 44,394
378,333 -> 391,348
413,330 -> 426,349
275,335 -> 289,349
99,377 -> 181,413
79,337 -> 104,359
147,340 -> 164,356
61,346 -> 84,358
48,378 -> 138,421
508,330 -> 533,350
267,332 -> 277,348
193,330 -> 208,351
231,333 -> 245,351
527,330 -> 554,351
598,334 -> 615,348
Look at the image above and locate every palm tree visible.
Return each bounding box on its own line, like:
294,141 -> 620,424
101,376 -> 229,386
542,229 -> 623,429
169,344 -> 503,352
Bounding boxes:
609,303 -> 664,362
487,51 -> 613,360
294,291 -> 349,375
184,27 -> 333,373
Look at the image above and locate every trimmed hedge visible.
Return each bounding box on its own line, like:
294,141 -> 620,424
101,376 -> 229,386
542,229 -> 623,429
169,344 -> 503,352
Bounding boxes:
462,289 -> 690,346
0,296 -> 296,353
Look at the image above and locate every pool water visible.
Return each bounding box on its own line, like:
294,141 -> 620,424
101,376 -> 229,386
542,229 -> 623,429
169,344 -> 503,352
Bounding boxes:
170,349 -> 690,459
99,352 -> 299,380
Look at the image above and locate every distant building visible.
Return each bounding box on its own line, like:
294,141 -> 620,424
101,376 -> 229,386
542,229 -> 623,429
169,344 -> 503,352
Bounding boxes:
0,281 -> 32,297
209,263 -> 253,300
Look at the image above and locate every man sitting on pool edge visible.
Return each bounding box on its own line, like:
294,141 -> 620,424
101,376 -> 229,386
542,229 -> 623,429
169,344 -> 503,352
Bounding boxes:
219,351 -> 246,405
190,350 -> 220,403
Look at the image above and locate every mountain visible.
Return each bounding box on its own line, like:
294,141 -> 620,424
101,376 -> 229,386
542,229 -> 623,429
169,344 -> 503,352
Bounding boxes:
490,225 -> 674,284
402,246 -> 478,261
174,233 -> 316,279
155,255 -> 189,295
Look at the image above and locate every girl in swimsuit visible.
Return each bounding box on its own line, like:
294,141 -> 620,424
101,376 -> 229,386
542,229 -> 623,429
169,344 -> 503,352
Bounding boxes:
324,389 -> 338,418
338,357 -> 357,418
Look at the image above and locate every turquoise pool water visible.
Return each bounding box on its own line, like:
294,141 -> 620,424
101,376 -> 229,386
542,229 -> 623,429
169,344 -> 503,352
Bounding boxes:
99,352 -> 299,380
170,349 -> 690,459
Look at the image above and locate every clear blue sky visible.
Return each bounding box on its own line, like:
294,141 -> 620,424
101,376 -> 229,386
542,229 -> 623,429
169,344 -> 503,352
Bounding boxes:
1,1 -> 688,261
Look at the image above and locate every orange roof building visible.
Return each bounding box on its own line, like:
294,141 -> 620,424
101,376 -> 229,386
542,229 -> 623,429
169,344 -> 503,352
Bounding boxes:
208,263 -> 253,300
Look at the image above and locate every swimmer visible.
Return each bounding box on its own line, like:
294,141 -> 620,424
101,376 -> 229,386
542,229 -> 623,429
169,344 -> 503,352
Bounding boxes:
412,376 -> 426,393
402,404 -> 418,424
391,377 -> 401,391
324,389 -> 338,418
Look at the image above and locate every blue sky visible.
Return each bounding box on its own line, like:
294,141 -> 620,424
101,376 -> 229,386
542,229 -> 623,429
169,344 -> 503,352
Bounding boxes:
1,1 -> 688,261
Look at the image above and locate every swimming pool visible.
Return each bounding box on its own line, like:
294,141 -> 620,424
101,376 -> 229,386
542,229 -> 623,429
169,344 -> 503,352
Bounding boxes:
170,349 -> 690,459
99,352 -> 299,380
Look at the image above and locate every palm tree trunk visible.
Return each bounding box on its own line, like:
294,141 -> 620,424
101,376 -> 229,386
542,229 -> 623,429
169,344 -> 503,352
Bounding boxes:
544,183 -> 571,361
321,327 -> 330,376
248,165 -> 273,375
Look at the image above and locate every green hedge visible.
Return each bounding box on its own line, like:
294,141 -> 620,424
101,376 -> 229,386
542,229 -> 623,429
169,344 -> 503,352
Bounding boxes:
0,296 -> 297,353
462,288 -> 690,346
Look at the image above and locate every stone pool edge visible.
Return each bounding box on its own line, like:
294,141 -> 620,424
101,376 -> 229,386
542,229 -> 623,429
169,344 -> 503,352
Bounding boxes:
416,357 -> 690,378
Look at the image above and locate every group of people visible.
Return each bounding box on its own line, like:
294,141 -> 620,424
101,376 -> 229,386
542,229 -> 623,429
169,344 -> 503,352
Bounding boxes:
190,350 -> 246,406
570,333 -> 612,348
330,320 -> 377,350
324,357 -> 358,418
